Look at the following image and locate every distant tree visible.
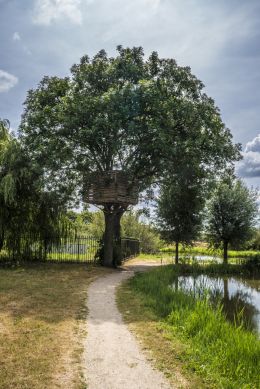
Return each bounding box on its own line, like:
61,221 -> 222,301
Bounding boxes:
207,179 -> 258,263
246,228 -> 260,250
70,208 -> 162,253
156,165 -> 204,263
121,210 -> 162,253
19,46 -> 241,266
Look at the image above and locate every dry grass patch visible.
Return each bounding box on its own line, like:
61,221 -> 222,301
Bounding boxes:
0,263 -> 109,389
117,279 -> 208,389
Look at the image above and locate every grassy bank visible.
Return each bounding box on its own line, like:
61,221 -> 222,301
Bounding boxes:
117,265 -> 260,389
160,245 -> 260,259
0,263 -> 108,389
136,253 -> 260,275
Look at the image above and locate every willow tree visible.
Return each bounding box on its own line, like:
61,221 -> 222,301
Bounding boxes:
0,119 -> 71,259
19,46 -> 240,267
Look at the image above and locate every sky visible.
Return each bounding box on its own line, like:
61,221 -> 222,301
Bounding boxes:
0,0 -> 259,192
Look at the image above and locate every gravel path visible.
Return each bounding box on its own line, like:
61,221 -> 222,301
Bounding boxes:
84,269 -> 172,389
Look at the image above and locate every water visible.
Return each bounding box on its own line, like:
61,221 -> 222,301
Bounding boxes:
179,254 -> 222,263
172,275 -> 260,334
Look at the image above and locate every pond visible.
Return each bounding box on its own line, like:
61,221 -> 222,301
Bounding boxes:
179,254 -> 222,263
172,275 -> 260,335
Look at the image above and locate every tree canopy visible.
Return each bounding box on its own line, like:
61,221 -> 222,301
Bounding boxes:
19,46 -> 241,266
156,162 -> 205,263
207,179 -> 258,263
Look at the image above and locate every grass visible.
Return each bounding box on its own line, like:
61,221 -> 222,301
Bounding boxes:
161,244 -> 260,260
0,263 -> 109,389
117,265 -> 260,389
137,250 -> 260,271
117,280 -> 206,389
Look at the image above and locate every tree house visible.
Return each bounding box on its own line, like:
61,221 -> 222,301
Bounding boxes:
84,170 -> 139,206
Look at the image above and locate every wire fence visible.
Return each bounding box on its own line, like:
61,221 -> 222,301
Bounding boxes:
0,234 -> 140,264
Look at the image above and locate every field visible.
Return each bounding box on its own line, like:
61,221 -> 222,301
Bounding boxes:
0,263 -> 109,389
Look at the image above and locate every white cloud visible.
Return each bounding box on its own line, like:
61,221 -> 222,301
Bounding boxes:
33,0 -> 82,25
13,32 -> 21,41
245,134 -> 260,153
237,134 -> 260,177
0,70 -> 18,92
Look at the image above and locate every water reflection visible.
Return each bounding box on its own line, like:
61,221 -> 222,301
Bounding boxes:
179,255 -> 222,263
172,275 -> 260,334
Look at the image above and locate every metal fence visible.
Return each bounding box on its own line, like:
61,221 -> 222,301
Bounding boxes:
121,238 -> 140,261
0,235 -> 140,264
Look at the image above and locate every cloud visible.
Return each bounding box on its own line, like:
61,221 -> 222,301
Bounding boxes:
245,134 -> 260,152
33,0 -> 82,25
0,70 -> 18,92
143,0 -> 161,10
13,32 -> 21,41
237,134 -> 260,177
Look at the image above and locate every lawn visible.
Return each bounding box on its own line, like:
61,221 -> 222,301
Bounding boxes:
0,263 -> 108,389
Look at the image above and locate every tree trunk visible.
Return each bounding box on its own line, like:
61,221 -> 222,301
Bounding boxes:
114,210 -> 124,241
103,211 -> 115,267
223,240 -> 228,264
223,279 -> 229,301
113,210 -> 124,266
175,241 -> 179,264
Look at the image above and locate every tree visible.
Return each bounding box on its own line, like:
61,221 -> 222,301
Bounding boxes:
156,164 -> 204,263
207,179 -> 258,263
121,210 -> 162,253
0,119 -> 70,260
19,46 -> 241,266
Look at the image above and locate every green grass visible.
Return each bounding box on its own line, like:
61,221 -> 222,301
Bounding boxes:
0,263 -> 109,389
135,253 -> 260,275
160,245 -> 260,259
118,265 -> 260,389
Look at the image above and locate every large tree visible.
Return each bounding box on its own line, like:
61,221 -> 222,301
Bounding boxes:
207,179 -> 258,263
19,46 -> 241,266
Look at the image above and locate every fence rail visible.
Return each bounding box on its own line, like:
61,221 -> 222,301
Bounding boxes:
0,235 -> 140,264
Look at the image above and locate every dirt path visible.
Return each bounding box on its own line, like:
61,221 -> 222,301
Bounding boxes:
84,268 -> 172,389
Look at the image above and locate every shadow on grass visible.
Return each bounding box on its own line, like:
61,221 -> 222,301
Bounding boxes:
0,263 -> 109,324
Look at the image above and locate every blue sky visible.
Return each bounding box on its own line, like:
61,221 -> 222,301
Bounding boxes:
0,0 -> 259,191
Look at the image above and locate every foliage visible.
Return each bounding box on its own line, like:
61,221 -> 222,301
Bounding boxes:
245,228 -> 260,250
0,119 -> 72,261
67,209 -> 162,253
126,266 -> 260,388
19,46 -> 241,266
121,211 -> 162,253
156,165 -> 205,262
207,179 -> 258,263
20,47 -> 241,186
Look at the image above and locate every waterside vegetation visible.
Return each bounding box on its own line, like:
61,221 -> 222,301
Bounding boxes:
117,264 -> 260,389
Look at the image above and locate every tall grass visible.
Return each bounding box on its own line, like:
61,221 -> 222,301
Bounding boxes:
129,266 -> 260,388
